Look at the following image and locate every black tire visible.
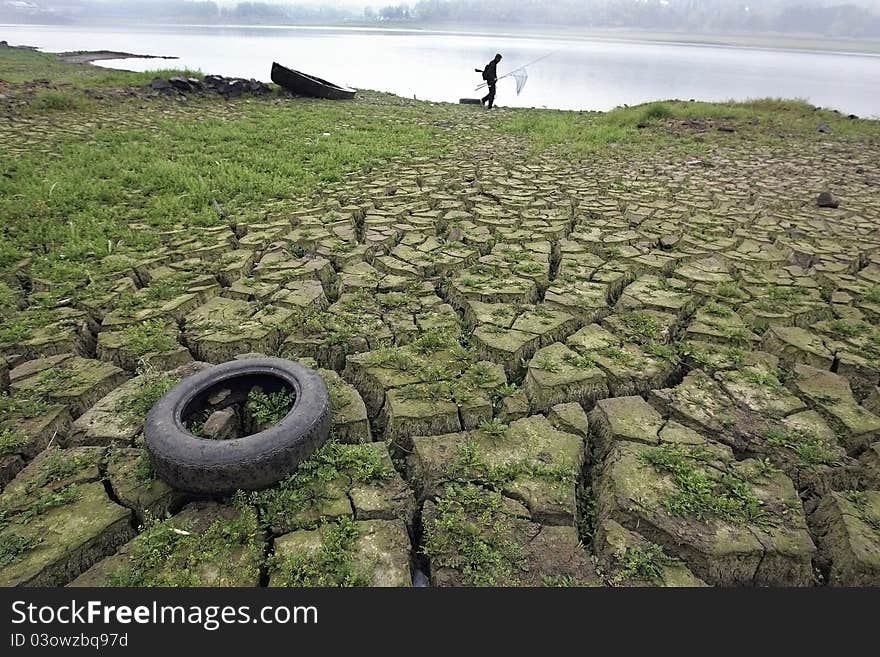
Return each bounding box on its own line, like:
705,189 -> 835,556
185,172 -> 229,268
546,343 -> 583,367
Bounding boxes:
144,358 -> 330,495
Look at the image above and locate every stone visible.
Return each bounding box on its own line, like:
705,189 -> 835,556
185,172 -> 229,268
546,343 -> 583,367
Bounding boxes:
787,364 -> 880,454
104,447 -> 186,523
810,491 -> 880,586
524,342 -> 609,412
201,407 -> 239,440
270,519 -> 411,587
596,439 -> 816,586
70,501 -> 262,586
589,395 -> 664,459
410,415 -> 585,526
548,402 -> 589,438
816,191 -> 839,208
0,447 -> 134,586
422,484 -> 601,587
10,355 -> 128,418
595,519 -> 708,587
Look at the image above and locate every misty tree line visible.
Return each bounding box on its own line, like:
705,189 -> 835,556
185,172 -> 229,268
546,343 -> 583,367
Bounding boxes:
4,0 -> 879,37
371,0 -> 880,37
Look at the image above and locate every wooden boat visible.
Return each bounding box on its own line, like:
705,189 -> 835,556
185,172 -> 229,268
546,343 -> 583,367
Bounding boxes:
270,62 -> 356,100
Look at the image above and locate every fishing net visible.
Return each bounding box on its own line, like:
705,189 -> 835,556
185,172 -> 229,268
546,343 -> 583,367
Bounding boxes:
511,69 -> 528,95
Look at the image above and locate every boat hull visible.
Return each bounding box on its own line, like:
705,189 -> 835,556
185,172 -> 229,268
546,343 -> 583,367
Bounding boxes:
270,62 -> 356,100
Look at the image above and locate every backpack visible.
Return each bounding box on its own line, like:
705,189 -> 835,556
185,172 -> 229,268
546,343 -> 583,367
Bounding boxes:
482,66 -> 490,81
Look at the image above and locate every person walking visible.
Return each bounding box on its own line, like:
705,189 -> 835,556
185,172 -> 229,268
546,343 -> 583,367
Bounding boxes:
475,53 -> 502,109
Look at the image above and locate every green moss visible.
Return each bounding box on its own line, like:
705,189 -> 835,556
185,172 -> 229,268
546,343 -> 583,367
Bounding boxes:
0,391 -> 52,420
0,485 -> 79,530
269,518 -> 371,587
641,444 -> 766,524
843,491 -> 880,535
422,483 -> 525,586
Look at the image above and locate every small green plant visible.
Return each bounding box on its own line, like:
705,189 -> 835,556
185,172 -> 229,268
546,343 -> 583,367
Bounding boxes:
0,532 -> 42,569
764,427 -> 840,465
622,312 -> 661,340
114,373 -> 180,427
270,518 -> 371,587
421,483 -> 525,586
0,428 -> 29,457
106,503 -> 261,586
613,544 -> 673,585
478,418 -> 508,439
120,320 -> 179,358
563,352 -> 596,369
531,354 -> 560,373
703,301 -> 733,317
641,444 -> 766,524
245,388 -> 296,432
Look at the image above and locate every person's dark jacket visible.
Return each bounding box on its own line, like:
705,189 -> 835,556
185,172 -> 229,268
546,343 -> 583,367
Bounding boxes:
482,60 -> 498,84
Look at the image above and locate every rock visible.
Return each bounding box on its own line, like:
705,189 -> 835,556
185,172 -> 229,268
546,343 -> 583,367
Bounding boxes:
810,491 -> 880,586
270,519 -> 411,587
409,415 -> 584,526
590,395 -> 664,460
547,402 -> 589,438
787,364 -> 880,454
104,447 -> 186,523
70,501 -> 262,586
817,123 -> 832,134
201,408 -> 239,440
0,447 -> 134,586
422,484 -> 601,586
523,342 -> 609,412
595,519 -> 708,587
817,191 -> 839,208
254,442 -> 414,536
596,438 -> 816,586
150,78 -> 173,92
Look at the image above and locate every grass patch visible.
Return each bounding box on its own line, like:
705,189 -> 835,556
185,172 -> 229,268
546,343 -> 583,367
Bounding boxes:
500,97 -> 880,157
421,482 -> 525,586
0,532 -> 42,569
764,426 -> 840,466
252,441 -> 393,532
114,373 -> 179,427
641,443 -> 766,524
106,501 -> 261,587
269,517 -> 371,587
612,543 -> 674,585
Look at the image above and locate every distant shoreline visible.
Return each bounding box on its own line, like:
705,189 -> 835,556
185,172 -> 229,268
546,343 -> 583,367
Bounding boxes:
56,50 -> 178,65
2,22 -> 880,56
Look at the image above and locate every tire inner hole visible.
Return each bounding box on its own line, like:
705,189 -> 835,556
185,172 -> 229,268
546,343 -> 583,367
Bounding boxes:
180,373 -> 297,440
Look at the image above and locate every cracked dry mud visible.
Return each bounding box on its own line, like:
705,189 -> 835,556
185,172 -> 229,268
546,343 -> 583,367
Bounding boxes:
2,94 -> 880,588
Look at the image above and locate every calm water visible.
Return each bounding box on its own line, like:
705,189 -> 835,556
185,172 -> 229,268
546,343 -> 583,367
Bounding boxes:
3,24 -> 880,116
